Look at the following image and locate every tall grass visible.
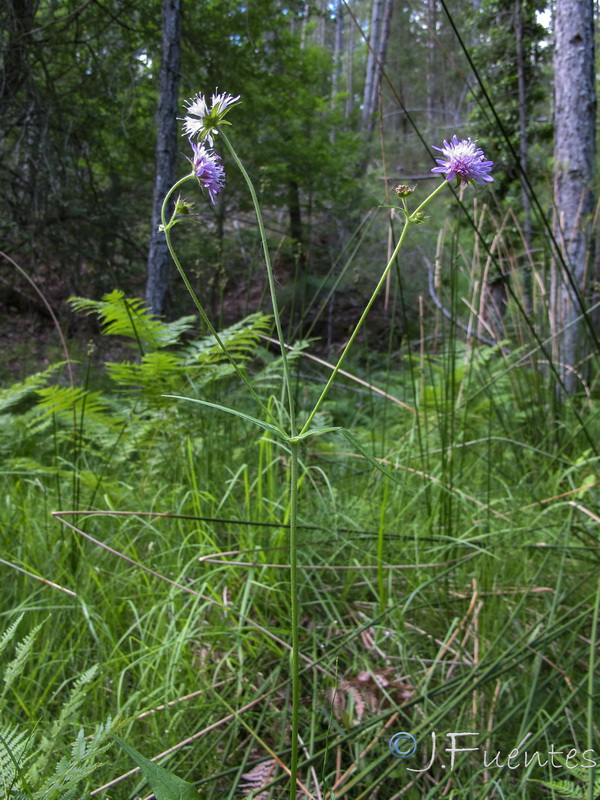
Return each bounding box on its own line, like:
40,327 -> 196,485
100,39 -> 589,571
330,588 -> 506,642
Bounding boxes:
1,13 -> 599,786
1,182 -> 598,798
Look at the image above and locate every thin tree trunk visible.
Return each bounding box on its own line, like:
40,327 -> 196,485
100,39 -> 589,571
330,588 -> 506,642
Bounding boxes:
145,0 -> 182,317
362,0 -> 392,140
426,0 -> 437,136
552,0 -> 596,393
514,0 -> 532,312
332,0 -> 343,100
345,25 -> 354,118
362,0 -> 383,128
288,180 -> 303,245
375,0 -> 392,103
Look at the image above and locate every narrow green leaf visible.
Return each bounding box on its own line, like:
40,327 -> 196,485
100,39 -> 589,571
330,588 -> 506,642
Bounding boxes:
112,735 -> 198,800
163,395 -> 288,440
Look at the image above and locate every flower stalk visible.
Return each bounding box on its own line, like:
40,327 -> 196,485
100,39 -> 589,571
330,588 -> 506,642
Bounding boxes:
161,101 -> 494,800
159,174 -> 282,433
299,178 -> 448,436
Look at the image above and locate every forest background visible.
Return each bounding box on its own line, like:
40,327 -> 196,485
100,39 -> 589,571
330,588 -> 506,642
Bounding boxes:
0,1 -> 599,799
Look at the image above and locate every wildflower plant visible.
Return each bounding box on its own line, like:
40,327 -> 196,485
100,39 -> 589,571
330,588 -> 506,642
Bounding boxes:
188,141 -> 225,204
182,90 -> 240,147
431,134 -> 494,186
156,100 -> 494,798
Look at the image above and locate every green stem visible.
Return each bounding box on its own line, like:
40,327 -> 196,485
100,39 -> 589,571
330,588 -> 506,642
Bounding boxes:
300,180 -> 449,436
289,438 -> 300,800
161,175 -> 284,435
219,129 -> 297,434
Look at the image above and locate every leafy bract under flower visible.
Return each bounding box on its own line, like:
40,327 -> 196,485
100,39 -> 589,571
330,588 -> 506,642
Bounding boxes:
182,90 -> 240,146
431,135 -> 494,186
189,142 -> 225,204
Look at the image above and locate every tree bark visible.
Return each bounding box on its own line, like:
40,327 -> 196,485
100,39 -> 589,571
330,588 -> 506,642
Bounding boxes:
552,0 -> 596,393
514,0 -> 532,312
332,0 -> 343,100
375,0 -> 393,102
345,21 -> 355,119
362,0 -> 392,140
362,0 -> 383,128
288,179 -> 303,245
426,0 -> 437,136
145,0 -> 182,317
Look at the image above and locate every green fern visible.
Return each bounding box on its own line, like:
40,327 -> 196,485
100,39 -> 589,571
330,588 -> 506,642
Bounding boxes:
529,760 -> 600,798
104,310 -> 273,405
0,619 -> 112,800
32,387 -> 117,431
33,720 -> 114,800
69,290 -> 196,350
2,622 -> 44,700
0,617 -> 24,661
0,364 -> 66,416
0,294 -> 275,483
0,724 -> 33,799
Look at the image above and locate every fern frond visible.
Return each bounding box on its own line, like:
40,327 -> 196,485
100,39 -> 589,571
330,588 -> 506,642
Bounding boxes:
528,778 -> 584,798
106,352 -> 185,398
183,312 -> 272,365
0,363 -> 66,416
0,616 -> 24,660
31,387 -> 116,431
2,622 -> 44,700
105,313 -> 273,406
0,724 -> 33,799
32,717 -> 114,800
48,667 -> 99,747
69,290 -> 195,350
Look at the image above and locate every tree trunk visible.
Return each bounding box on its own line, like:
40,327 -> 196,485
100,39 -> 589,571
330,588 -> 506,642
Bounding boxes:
514,0 -> 532,312
345,23 -> 355,119
288,180 -> 303,245
332,0 -> 343,100
552,0 -> 596,393
362,0 -> 392,140
426,0 -> 437,136
145,0 -> 182,317
375,0 -> 392,103
362,0 -> 383,128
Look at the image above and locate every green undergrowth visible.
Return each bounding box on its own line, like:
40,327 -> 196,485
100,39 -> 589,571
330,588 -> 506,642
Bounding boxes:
0,288 -> 598,799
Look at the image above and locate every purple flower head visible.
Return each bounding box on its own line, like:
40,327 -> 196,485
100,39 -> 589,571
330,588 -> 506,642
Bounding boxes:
182,90 -> 240,146
190,141 -> 225,204
431,135 -> 494,186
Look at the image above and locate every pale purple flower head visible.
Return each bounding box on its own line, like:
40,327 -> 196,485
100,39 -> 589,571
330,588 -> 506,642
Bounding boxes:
182,90 -> 240,146
431,135 -> 494,186
190,141 -> 225,204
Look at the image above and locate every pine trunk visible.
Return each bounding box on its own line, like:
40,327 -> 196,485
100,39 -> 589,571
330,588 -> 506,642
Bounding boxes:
515,0 -> 532,311
552,0 -> 596,394
362,0 -> 383,128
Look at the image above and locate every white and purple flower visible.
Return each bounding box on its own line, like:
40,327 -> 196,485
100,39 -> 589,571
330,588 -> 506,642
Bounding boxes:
189,141 -> 225,204
183,90 -> 240,146
432,135 -> 494,186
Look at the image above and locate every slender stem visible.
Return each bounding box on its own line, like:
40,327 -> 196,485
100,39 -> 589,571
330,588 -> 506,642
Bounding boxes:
412,178 -> 448,216
288,438 -> 300,800
160,176 -> 285,435
300,180 -> 449,436
299,219 -> 409,434
219,129 -> 297,434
